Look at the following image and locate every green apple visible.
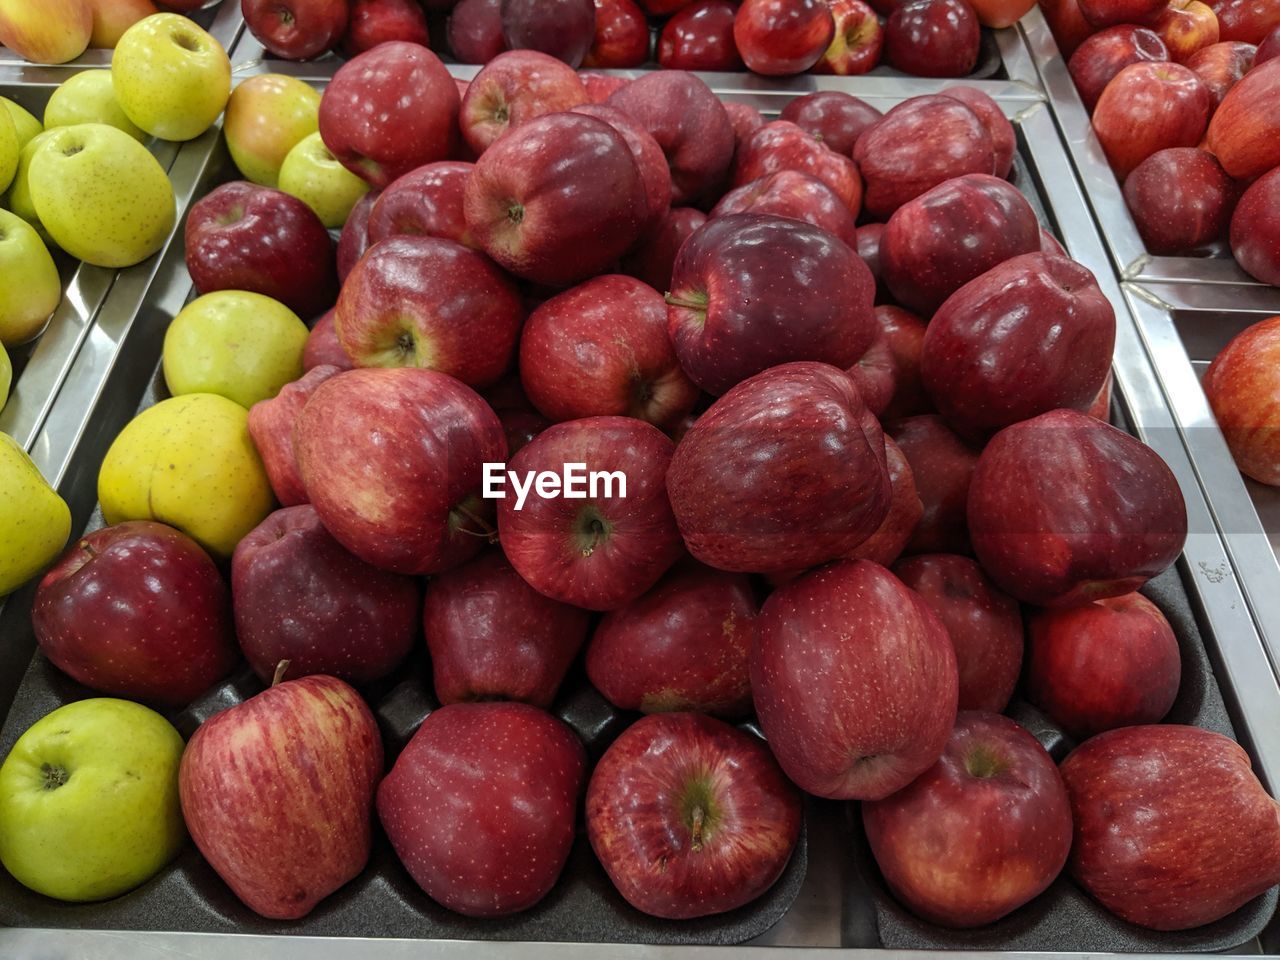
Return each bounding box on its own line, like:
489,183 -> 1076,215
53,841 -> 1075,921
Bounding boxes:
0,97 -> 43,151
224,74 -> 320,189
5,130 -> 54,236
0,102 -> 17,195
98,392 -> 274,559
0,431 -> 70,595
278,131 -> 370,229
0,208 -> 60,346
0,698 -> 185,901
111,13 -> 230,142
0,341 -> 10,410
29,123 -> 174,268
44,69 -> 145,142
163,291 -> 308,409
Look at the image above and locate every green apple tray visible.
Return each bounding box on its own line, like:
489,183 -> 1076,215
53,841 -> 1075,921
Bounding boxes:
2,66 -> 1280,957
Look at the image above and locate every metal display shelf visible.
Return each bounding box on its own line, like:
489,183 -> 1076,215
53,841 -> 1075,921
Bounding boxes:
2,39 -> 1280,957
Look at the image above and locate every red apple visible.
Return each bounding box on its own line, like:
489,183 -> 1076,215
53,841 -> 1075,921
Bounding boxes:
1041,0 -> 1095,55
464,113 -> 645,287
621,206 -> 707,291
587,561 -> 757,716
1092,61 -> 1213,180
586,712 -> 802,918
733,120 -> 862,213
667,362 -> 891,572
1079,0 -> 1167,27
32,522 -> 237,709
579,70 -> 629,101
725,101 -> 766,156
968,0 -> 1035,26
1061,725 -> 1280,929
248,365 -> 341,506
243,0 -> 348,58
862,711 -> 1073,927
889,414 -> 980,555
337,189 -> 378,283
641,0 -> 697,11
295,367 -> 507,575
856,222 -> 887,298
886,0 -> 981,76
753,559 -> 958,799
303,311 -> 355,372
448,0 -> 506,61
941,86 -> 1016,178
319,42 -> 460,189
378,702 -> 586,916
1230,168 -> 1280,285
878,304 -> 930,419
496,416 -> 684,610
1123,147 -> 1237,254
846,332 -> 895,416
424,549 -> 590,707
1041,228 -> 1068,256
1258,23 -> 1280,60
608,71 -> 736,206
779,90 -> 882,154
968,408 -> 1188,606
1214,0 -> 1280,42
1027,591 -> 1180,739
1206,57 -> 1280,179
519,275 -> 698,429
853,95 -> 996,220
232,505 -> 420,685
1203,314 -> 1280,483
1089,371 -> 1113,420
882,174 -> 1041,316
366,162 -> 476,248
335,236 -> 524,387
1186,39 -> 1256,104
733,0 -> 835,74
1153,0 -> 1220,61
343,0 -> 430,55
658,0 -> 744,71
460,50 -> 589,156
845,436 -> 922,566
570,103 -> 674,235
501,0 -> 597,67
1068,25 -> 1170,110
711,170 -> 858,247
185,181 -> 337,320
180,675 -> 383,919
812,0 -> 885,73
667,214 -> 876,395
584,0 -> 650,67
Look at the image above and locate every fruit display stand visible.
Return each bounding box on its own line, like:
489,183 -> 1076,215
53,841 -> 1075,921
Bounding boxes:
1,56 -> 1280,957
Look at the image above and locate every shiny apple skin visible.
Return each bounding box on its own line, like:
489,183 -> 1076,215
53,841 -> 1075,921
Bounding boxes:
1123,147 -> 1237,255
1092,61 -> 1212,180
1153,0 -> 1220,62
922,253 -> 1116,440
448,0 -> 507,63
248,365 -> 342,506
1214,0 -> 1280,43
460,50 -> 588,155
243,0 -> 349,58
501,0 -> 597,67
1186,39 -> 1256,104
344,0 -> 430,56
586,712 -> 802,919
889,414 -> 980,555
622,206 -> 707,291
711,170 -> 858,247
1207,57 -> 1280,179
1258,23 -> 1280,60
967,409 -> 1188,607
658,0 -> 744,71
1230,168 -> 1280,285
570,103 -> 674,235
862,711 -> 1073,928
378,702 -> 586,917
1042,0 -> 1095,55
733,0 -> 835,75
583,0 -> 650,68
1061,725 -> 1280,930
845,436 -> 922,567
733,121 -> 862,213
1068,25 -> 1170,110
337,189 -> 378,283
940,86 -> 1016,177
1203,314 -> 1280,483
753,559 -> 959,800
367,162 -> 475,248
894,554 -> 1023,712
1078,0 -> 1166,28
779,90 -> 882,154
811,0 -> 885,74
878,305 -> 930,419
846,329 -> 896,416
33,521 -> 238,709
885,0 -> 981,77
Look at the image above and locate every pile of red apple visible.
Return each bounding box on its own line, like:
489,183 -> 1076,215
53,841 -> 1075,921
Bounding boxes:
243,0 -> 1032,78
21,39 -> 1280,936
1041,0 -> 1280,284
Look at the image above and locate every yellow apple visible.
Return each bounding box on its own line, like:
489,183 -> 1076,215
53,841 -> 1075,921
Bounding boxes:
0,431 -> 71,595
0,97 -> 43,151
5,130 -> 54,236
278,131 -> 370,229
29,123 -> 175,268
44,70 -> 146,142
0,103 -> 17,195
111,13 -> 230,142
0,0 -> 92,64
0,208 -> 61,346
0,698 -> 185,901
224,74 -> 321,188
0,341 -> 10,410
87,0 -> 158,48
98,392 -> 274,559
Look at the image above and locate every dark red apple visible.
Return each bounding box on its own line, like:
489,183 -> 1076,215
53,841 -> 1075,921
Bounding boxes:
448,0 -> 507,62
811,0 -> 885,74
921,253 -> 1116,440
378,702 -> 586,917
1186,39 -> 1256,105
295,367 -> 507,575
243,0 -> 348,58
33,521 -> 238,709
733,120 -> 862,213
1123,147 -> 1237,254
1042,0 -> 1095,55
878,305 -> 930,419
667,362 -> 891,573
460,50 -> 588,155
1231,168 -> 1280,285
853,95 -> 997,219
580,71 -> 629,102
862,711 -> 1073,927
711,171 -> 857,247
232,505 -> 420,685
337,189 -> 378,283
725,101 -> 766,156
1203,314 -> 1280,483
856,222 -> 887,298
424,549 -> 590,707
185,181 -> 337,320
889,414 -> 980,555
304,310 -> 355,372
1041,228 -> 1068,256
587,561 -> 757,716
845,436 -> 922,566
886,0 -> 980,76
968,408 -> 1188,606
319,43 -> 459,189
1092,61 -> 1213,180
586,712 -> 802,919
584,0 -> 650,67
1214,0 -> 1280,43
1258,23 -> 1280,60
366,162 -> 475,248
779,90 -> 882,155
1207,57 -> 1280,179
621,206 -> 707,291
1079,0 -> 1167,28
641,0 -> 697,11
343,0 -> 430,55
1068,25 -> 1170,110
940,86 -> 1016,178
1153,0 -> 1220,62
658,0 -> 744,71
570,103 -> 673,235
519,274 -> 698,429
846,328 -> 896,416
893,553 -> 1023,712
1061,725 -> 1280,929
667,214 -> 876,395
753,559 -> 958,799
882,174 -> 1041,316
248,365 -> 341,506
733,0 -> 835,74
501,0 -> 597,67
495,416 -> 684,610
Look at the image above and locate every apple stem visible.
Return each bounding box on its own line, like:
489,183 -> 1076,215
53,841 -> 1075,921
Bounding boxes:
272,660 -> 291,688
690,805 -> 705,851
79,541 -> 97,560
581,518 -> 606,558
664,293 -> 706,311
454,504 -> 498,543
